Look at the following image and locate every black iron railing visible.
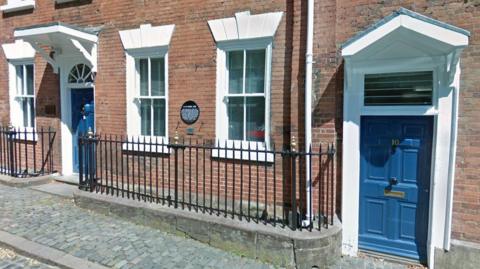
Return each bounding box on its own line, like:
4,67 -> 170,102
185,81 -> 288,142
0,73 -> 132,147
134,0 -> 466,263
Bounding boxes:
79,133 -> 335,231
0,126 -> 56,177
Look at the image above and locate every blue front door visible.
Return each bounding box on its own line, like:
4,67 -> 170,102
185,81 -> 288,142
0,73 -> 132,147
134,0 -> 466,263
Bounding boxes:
359,116 -> 433,262
71,89 -> 94,173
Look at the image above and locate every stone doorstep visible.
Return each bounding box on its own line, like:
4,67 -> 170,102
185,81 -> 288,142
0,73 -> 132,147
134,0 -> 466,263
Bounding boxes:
434,239 -> 480,269
73,189 -> 342,269
0,173 -> 58,188
0,230 -> 108,269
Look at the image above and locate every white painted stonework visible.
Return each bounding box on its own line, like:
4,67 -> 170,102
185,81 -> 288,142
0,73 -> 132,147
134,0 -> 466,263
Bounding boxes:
119,24 -> 175,52
208,11 -> 283,43
341,10 -> 469,269
2,40 -> 35,61
0,0 -> 35,13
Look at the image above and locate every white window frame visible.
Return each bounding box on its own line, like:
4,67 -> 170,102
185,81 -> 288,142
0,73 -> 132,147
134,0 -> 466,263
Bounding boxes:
125,48 -> 169,153
15,64 -> 35,128
7,60 -> 37,141
214,38 -> 273,162
9,59 -> 36,125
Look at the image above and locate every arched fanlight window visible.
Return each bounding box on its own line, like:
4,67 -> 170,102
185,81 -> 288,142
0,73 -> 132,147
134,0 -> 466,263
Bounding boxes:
68,64 -> 94,84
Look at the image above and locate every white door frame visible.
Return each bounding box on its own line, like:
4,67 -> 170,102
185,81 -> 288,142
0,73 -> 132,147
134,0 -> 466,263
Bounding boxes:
58,56 -> 96,176
341,54 -> 462,267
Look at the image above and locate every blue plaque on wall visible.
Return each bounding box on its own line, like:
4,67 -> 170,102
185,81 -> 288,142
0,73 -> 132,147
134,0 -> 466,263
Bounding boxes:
180,101 -> 200,125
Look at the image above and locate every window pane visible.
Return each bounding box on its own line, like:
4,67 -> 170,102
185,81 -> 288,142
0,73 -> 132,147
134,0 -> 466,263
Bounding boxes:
151,58 -> 165,97
16,65 -> 24,95
245,97 -> 265,142
227,97 -> 244,140
245,50 -> 265,94
22,98 -> 28,127
364,71 -> 433,106
27,97 -> 34,127
20,97 -> 34,128
228,51 -> 244,94
26,65 -> 34,95
139,59 -> 149,96
140,99 -> 151,136
153,99 -> 166,137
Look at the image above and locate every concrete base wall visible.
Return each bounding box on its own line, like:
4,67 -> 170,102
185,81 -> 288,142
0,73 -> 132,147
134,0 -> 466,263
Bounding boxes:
434,240 -> 480,269
73,190 -> 341,269
0,174 -> 56,188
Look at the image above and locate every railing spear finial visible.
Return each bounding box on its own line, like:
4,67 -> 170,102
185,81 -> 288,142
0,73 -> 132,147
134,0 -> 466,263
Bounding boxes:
174,130 -> 179,145
87,127 -> 94,138
291,135 -> 297,152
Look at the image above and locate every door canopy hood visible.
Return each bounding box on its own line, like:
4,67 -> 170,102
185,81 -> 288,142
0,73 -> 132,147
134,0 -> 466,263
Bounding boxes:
14,22 -> 100,73
341,8 -> 469,60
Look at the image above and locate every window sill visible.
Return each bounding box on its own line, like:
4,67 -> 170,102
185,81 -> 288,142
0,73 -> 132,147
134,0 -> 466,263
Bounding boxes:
0,0 -> 35,13
8,127 -> 38,142
122,135 -> 170,154
211,140 -> 274,163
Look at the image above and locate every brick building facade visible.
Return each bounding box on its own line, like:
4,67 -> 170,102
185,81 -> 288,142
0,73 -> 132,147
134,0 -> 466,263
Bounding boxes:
0,0 -> 478,268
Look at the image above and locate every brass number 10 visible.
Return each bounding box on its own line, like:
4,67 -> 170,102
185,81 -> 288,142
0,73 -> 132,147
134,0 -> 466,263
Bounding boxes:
392,139 -> 400,146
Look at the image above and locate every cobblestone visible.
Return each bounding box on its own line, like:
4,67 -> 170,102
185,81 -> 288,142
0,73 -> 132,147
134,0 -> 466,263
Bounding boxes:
0,184 -> 422,269
0,247 -> 58,269
0,184 -> 273,269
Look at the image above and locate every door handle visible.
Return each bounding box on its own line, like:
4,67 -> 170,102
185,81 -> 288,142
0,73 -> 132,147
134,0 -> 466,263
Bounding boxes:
389,177 -> 398,186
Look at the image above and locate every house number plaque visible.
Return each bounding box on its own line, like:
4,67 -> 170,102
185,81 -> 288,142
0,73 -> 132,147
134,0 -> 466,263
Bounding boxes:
180,101 -> 200,125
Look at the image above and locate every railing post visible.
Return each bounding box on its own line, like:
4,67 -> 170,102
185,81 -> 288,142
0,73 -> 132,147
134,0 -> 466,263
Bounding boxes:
172,131 -> 180,208
79,135 -> 84,188
87,128 -> 96,192
7,125 -> 16,177
290,136 -> 297,230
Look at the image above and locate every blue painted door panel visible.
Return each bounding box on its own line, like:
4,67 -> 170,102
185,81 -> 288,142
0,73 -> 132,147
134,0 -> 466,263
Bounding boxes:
71,89 -> 94,173
359,116 -> 433,262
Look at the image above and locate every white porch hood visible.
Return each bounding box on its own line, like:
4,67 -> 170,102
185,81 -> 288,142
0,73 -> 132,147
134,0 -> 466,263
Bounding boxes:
14,22 -> 100,73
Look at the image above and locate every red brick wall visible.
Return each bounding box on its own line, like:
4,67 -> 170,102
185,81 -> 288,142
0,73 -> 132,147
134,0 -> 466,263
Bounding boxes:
0,1 -> 309,161
0,0 -> 338,218
1,0 -> 478,243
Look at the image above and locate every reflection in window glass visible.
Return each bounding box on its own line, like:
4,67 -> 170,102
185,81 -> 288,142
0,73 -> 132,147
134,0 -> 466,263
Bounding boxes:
228,51 -> 244,94
227,97 -> 244,140
364,71 -> 433,106
15,64 -> 35,128
246,97 -> 265,142
153,99 -> 166,137
139,59 -> 149,97
137,58 -> 167,137
151,58 -> 165,97
226,49 -> 267,142
140,99 -> 151,136
26,65 -> 34,95
16,65 -> 23,95
246,50 -> 265,94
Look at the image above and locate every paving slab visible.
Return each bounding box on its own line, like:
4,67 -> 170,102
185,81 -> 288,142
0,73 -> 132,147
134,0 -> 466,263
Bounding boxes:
30,182 -> 77,199
53,175 -> 79,185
